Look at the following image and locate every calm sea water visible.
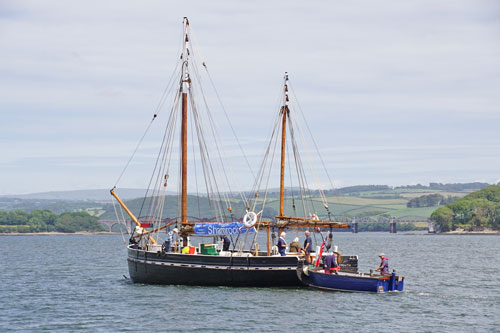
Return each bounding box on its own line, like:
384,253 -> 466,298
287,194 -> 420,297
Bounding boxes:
0,233 -> 499,332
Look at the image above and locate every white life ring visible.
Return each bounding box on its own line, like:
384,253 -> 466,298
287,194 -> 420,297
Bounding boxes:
243,211 -> 258,228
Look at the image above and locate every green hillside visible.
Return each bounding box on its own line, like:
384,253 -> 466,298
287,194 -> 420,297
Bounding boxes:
100,187 -> 472,222
431,185 -> 500,231
0,210 -> 104,233
1,183 -> 489,225
99,195 -> 250,221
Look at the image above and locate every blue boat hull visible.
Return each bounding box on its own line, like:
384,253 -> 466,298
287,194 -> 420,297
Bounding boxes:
298,267 -> 404,293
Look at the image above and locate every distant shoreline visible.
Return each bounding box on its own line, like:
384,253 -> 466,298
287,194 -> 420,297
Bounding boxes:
401,229 -> 500,235
439,229 -> 500,235
0,231 -> 119,236
1,230 -> 499,236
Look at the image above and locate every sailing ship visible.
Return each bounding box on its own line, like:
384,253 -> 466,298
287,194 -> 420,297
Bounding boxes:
111,18 -> 357,286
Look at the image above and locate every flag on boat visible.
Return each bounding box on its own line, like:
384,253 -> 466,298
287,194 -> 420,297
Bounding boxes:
315,235 -> 329,267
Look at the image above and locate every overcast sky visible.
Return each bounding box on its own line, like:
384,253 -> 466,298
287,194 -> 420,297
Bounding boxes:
1,0 -> 499,195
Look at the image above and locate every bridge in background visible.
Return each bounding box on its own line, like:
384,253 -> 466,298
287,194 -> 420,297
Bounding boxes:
98,216 -> 185,233
98,219 -> 132,233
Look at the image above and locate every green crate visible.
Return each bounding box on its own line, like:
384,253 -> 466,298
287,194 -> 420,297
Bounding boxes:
200,244 -> 219,255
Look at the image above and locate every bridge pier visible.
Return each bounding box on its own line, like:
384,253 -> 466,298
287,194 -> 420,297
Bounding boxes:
351,218 -> 358,233
389,218 -> 397,233
427,218 -> 436,233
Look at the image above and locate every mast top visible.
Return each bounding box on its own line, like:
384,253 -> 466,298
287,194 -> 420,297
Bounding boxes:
284,72 -> 289,104
181,19 -> 191,92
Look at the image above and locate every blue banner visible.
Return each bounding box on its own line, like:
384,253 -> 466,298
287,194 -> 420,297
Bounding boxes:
193,222 -> 255,235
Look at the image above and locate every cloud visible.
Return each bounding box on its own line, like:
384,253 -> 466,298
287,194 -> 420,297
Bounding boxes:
0,0 -> 499,195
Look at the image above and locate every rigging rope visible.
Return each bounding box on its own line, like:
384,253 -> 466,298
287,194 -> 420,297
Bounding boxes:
190,68 -> 235,217
113,115 -> 156,187
112,197 -> 128,244
189,21 -> 256,182
289,82 -> 342,217
187,23 -> 252,217
288,113 -> 318,217
286,133 -> 297,217
190,107 -> 202,218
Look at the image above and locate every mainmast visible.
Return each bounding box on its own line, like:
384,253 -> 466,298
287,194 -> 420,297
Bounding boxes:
274,73 -> 350,230
279,73 -> 289,217
181,17 -> 190,242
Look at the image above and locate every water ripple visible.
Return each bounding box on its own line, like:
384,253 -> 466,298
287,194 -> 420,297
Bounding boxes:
1,233 -> 499,332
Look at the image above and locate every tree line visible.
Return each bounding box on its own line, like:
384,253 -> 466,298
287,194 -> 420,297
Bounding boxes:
0,197 -> 103,214
406,194 -> 458,208
397,182 -> 490,191
430,185 -> 500,232
355,222 -> 426,232
230,183 -> 492,198
0,210 -> 105,233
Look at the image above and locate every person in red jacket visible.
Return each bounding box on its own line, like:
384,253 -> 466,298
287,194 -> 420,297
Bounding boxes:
375,253 -> 389,275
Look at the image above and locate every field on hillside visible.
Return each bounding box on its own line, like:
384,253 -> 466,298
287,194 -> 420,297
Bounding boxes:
235,188 -> 468,222
1,186 -> 478,223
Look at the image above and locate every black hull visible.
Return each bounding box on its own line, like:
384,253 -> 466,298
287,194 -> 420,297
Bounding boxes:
127,246 -> 301,287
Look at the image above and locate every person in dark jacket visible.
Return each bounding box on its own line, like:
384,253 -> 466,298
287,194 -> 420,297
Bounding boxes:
222,235 -> 230,251
323,251 -> 339,274
303,230 -> 313,263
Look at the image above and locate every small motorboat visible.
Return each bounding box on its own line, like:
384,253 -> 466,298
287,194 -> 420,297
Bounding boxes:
297,263 -> 404,293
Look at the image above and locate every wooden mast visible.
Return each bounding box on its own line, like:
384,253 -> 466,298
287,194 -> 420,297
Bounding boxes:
278,73 -> 289,234
181,92 -> 188,221
279,73 -> 289,220
274,73 -> 350,231
181,17 -> 190,245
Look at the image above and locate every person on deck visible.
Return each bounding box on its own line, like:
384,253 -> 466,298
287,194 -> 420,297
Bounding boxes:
222,235 -> 230,251
303,230 -> 313,264
375,253 -> 389,275
323,251 -> 340,274
163,228 -> 178,253
277,232 -> 287,256
289,237 -> 301,253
